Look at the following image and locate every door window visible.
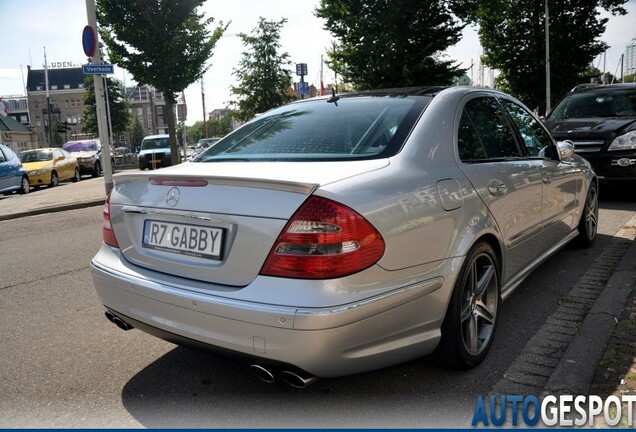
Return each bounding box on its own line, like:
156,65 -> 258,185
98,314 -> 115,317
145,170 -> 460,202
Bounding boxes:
500,99 -> 554,157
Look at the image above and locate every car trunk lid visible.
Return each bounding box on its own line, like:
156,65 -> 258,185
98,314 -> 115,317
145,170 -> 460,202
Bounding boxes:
109,160 -> 388,286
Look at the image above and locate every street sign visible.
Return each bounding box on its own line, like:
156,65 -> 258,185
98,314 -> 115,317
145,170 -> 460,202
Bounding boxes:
296,63 -> 308,77
297,81 -> 309,94
82,64 -> 114,74
82,25 -> 97,57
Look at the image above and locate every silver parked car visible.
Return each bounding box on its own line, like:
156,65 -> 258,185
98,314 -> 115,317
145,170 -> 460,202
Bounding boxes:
91,87 -> 598,387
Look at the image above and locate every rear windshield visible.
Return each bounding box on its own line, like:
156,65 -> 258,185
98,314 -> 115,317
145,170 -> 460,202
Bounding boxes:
20,151 -> 52,162
141,137 -> 170,150
195,96 -> 428,162
549,89 -> 636,119
63,141 -> 98,152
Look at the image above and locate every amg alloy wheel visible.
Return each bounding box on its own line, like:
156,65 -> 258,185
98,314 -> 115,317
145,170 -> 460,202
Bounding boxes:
434,242 -> 500,369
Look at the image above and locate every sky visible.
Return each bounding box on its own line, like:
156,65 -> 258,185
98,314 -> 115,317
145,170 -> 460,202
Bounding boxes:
0,0 -> 635,126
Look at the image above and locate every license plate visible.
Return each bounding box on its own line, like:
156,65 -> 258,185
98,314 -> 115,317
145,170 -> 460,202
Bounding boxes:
142,220 -> 224,260
150,159 -> 161,164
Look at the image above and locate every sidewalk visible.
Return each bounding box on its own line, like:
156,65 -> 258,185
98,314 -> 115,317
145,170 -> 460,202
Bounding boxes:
0,174 -> 109,221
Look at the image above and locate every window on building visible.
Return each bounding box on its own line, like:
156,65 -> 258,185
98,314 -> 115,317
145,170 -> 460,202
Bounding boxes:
79,84 -> 85,89
51,85 -> 58,90
64,84 -> 70,89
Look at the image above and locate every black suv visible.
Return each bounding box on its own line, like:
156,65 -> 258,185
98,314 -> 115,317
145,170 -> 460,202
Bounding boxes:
544,83 -> 636,183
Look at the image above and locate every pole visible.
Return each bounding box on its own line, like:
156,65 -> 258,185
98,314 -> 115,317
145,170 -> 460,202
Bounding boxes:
201,78 -> 208,138
623,54 -> 627,83
545,0 -> 551,115
85,0 -> 113,195
44,47 -> 53,146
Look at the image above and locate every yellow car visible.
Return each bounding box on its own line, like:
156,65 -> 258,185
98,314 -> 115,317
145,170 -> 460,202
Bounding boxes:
19,148 -> 80,189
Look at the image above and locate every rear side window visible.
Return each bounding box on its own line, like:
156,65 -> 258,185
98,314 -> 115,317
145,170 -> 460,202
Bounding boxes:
459,97 -> 521,161
195,96 -> 428,162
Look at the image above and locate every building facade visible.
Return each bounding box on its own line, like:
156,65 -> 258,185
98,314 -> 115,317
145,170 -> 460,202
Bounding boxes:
626,37 -> 636,77
0,96 -> 30,126
126,85 -> 167,137
26,66 -> 87,147
0,113 -> 37,153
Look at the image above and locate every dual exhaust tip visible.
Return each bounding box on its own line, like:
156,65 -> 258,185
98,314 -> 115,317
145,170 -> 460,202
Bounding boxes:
250,364 -> 317,389
103,310 -> 315,388
104,310 -> 134,331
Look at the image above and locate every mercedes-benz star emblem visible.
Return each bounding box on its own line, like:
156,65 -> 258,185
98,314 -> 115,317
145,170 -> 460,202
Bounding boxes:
165,187 -> 180,207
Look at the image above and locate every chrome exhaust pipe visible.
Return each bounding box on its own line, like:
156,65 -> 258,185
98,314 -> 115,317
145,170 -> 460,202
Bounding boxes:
104,310 -> 134,331
250,364 -> 275,384
279,370 -> 318,389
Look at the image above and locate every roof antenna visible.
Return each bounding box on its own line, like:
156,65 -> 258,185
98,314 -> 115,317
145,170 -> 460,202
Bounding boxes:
327,86 -> 340,104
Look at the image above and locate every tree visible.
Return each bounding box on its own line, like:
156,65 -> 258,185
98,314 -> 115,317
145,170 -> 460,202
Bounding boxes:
128,115 -> 145,150
229,18 -> 294,122
624,72 -> 636,83
187,116 -> 235,143
97,0 -> 227,164
82,75 -> 130,139
454,0 -> 627,114
315,0 -> 465,90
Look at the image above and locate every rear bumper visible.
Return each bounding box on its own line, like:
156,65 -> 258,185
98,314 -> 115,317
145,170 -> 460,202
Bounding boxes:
90,245 -> 453,377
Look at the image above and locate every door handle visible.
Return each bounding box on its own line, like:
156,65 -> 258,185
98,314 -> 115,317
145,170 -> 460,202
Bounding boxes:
488,182 -> 507,196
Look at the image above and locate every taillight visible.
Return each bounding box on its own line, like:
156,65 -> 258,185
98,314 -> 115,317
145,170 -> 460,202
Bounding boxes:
260,196 -> 385,279
102,193 -> 119,248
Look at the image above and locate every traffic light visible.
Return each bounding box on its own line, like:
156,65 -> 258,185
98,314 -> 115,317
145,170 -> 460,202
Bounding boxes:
57,122 -> 69,134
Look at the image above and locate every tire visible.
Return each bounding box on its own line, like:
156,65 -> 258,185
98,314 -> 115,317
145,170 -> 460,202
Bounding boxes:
92,162 -> 101,178
72,168 -> 80,183
433,242 -> 500,369
19,176 -> 30,195
49,171 -> 59,188
576,182 -> 598,248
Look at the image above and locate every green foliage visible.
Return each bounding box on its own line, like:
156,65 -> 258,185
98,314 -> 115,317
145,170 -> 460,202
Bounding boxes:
96,0 -> 227,163
229,18 -> 294,122
186,116 -> 235,143
82,75 -> 131,138
315,0 -> 465,89
458,0 -> 627,114
624,73 -> 636,83
51,120 -> 65,147
128,115 -> 145,149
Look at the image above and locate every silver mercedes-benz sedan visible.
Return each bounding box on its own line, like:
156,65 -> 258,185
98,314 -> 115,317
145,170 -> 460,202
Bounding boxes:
91,87 -> 598,387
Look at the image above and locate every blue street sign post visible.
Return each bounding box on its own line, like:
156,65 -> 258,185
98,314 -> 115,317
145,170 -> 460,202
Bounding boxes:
82,25 -> 97,57
82,64 -> 114,74
297,82 -> 309,94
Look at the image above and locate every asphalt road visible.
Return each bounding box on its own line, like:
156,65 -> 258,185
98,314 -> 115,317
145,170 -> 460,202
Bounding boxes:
0,190 -> 635,428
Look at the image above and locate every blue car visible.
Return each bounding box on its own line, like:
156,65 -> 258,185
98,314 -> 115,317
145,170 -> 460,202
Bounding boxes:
0,144 -> 30,195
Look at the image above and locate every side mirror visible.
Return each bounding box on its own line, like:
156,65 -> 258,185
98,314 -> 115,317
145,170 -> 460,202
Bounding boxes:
557,140 -> 575,161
